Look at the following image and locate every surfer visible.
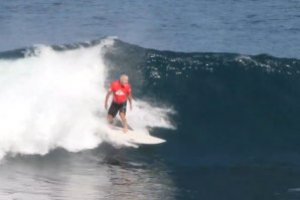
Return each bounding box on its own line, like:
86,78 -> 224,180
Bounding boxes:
105,74 -> 133,133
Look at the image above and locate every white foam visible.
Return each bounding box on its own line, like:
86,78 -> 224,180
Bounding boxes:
0,39 -> 174,159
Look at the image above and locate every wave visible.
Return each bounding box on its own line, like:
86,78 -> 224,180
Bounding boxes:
1,37 -> 300,161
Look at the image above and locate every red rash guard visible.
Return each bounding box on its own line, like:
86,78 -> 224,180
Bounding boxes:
110,80 -> 132,104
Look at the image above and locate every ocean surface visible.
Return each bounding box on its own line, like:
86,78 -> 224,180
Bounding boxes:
0,1 -> 300,200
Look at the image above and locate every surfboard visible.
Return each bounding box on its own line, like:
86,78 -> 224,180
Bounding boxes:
108,120 -> 166,145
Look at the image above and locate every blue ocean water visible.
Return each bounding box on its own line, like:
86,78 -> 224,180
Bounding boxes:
0,1 -> 300,200
0,0 -> 299,58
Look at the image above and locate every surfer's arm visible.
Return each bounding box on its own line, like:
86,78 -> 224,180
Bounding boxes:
128,94 -> 133,110
105,90 -> 113,109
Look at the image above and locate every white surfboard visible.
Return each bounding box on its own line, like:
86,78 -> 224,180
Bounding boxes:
108,122 -> 166,145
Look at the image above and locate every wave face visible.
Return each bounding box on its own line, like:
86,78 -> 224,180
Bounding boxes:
105,39 -> 300,162
0,38 -> 173,159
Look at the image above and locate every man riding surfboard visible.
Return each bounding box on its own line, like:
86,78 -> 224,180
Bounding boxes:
105,74 -> 133,133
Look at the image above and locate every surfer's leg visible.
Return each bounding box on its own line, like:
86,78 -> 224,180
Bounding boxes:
107,114 -> 114,124
119,112 -> 128,133
107,102 -> 118,124
119,102 -> 128,133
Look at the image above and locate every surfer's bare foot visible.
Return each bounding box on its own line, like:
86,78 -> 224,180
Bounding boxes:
123,127 -> 128,133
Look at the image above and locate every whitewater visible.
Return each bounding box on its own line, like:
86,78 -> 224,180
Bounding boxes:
0,38 -> 173,160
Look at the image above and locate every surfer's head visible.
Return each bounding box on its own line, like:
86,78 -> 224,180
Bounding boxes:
120,74 -> 129,85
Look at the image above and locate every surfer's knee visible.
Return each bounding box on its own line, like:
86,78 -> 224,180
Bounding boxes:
119,112 -> 126,120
